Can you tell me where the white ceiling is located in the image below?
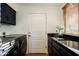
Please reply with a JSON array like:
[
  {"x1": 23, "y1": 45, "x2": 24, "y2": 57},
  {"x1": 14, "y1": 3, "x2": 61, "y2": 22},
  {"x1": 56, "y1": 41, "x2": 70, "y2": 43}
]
[{"x1": 17, "y1": 3, "x2": 65, "y2": 6}]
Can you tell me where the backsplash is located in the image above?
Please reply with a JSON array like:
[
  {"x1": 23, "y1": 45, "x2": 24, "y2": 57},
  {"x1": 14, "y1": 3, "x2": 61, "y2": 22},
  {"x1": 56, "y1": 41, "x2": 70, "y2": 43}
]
[
  {"x1": 0, "y1": 24, "x2": 15, "y2": 36},
  {"x1": 0, "y1": 3, "x2": 27, "y2": 36}
]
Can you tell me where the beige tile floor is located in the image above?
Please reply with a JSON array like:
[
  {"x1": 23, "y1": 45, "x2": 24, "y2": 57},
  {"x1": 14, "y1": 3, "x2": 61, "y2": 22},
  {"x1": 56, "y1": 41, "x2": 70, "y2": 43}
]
[{"x1": 26, "y1": 53, "x2": 48, "y2": 56}]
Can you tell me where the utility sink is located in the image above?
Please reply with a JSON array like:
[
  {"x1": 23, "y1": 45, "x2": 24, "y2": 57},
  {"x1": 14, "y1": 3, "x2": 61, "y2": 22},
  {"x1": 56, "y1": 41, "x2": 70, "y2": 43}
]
[{"x1": 56, "y1": 38, "x2": 64, "y2": 41}]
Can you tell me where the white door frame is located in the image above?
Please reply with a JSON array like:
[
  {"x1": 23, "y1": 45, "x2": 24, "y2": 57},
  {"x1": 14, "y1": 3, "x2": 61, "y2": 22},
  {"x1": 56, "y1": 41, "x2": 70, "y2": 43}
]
[{"x1": 26, "y1": 13, "x2": 48, "y2": 54}]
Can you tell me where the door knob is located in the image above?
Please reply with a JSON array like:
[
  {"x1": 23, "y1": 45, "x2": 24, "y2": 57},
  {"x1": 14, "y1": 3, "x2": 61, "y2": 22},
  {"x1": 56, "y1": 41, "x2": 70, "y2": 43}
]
[
  {"x1": 28, "y1": 32, "x2": 31, "y2": 34},
  {"x1": 28, "y1": 35, "x2": 31, "y2": 37}
]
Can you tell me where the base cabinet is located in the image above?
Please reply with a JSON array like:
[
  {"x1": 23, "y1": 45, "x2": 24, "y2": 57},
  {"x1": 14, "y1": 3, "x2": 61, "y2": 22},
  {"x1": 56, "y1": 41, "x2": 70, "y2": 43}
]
[
  {"x1": 48, "y1": 37, "x2": 53, "y2": 56},
  {"x1": 7, "y1": 35, "x2": 27, "y2": 56},
  {"x1": 48, "y1": 37, "x2": 78, "y2": 56},
  {"x1": 52, "y1": 46, "x2": 60, "y2": 56}
]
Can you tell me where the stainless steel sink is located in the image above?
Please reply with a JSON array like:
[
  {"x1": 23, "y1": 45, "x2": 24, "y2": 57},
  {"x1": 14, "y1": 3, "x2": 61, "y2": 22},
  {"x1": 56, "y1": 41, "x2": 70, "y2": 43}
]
[{"x1": 56, "y1": 38, "x2": 64, "y2": 41}]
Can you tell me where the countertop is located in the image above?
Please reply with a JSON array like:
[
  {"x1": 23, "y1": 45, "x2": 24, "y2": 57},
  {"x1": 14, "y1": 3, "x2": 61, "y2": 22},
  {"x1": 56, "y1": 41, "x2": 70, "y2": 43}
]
[
  {"x1": 51, "y1": 37, "x2": 79, "y2": 55},
  {"x1": 64, "y1": 33, "x2": 79, "y2": 37},
  {"x1": 0, "y1": 34, "x2": 26, "y2": 56},
  {"x1": 0, "y1": 34, "x2": 26, "y2": 45}
]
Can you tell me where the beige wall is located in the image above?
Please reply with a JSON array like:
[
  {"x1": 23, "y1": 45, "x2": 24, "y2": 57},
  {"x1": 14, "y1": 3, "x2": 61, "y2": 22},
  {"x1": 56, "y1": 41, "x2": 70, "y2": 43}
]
[{"x1": 0, "y1": 3, "x2": 64, "y2": 36}]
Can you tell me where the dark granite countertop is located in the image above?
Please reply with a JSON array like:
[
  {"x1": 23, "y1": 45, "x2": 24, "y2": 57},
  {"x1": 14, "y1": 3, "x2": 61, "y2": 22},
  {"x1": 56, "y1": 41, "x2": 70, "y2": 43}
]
[
  {"x1": 0, "y1": 34, "x2": 25, "y2": 56},
  {"x1": 0, "y1": 34, "x2": 26, "y2": 45},
  {"x1": 51, "y1": 37, "x2": 79, "y2": 55}
]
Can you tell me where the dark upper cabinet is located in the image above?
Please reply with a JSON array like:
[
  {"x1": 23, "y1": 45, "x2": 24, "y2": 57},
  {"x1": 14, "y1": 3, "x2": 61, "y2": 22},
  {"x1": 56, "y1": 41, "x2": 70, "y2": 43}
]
[{"x1": 1, "y1": 3, "x2": 16, "y2": 25}]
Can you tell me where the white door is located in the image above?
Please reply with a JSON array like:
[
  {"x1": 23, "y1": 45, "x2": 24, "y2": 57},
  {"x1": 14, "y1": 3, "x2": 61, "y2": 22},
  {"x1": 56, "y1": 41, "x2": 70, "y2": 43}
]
[{"x1": 27, "y1": 13, "x2": 47, "y2": 53}]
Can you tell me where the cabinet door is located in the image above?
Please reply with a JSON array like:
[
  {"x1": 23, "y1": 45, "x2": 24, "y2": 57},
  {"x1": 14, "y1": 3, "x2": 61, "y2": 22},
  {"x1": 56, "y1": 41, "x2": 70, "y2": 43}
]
[
  {"x1": 52, "y1": 46, "x2": 60, "y2": 56},
  {"x1": 1, "y1": 3, "x2": 7, "y2": 23},
  {"x1": 57, "y1": 45, "x2": 72, "y2": 56},
  {"x1": 52, "y1": 39, "x2": 72, "y2": 56},
  {"x1": 48, "y1": 37, "x2": 53, "y2": 56},
  {"x1": 20, "y1": 36, "x2": 27, "y2": 55},
  {"x1": 1, "y1": 3, "x2": 16, "y2": 25},
  {"x1": 66, "y1": 4, "x2": 78, "y2": 34},
  {"x1": 7, "y1": 40, "x2": 19, "y2": 56},
  {"x1": 48, "y1": 43, "x2": 52, "y2": 56},
  {"x1": 63, "y1": 4, "x2": 79, "y2": 34}
]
